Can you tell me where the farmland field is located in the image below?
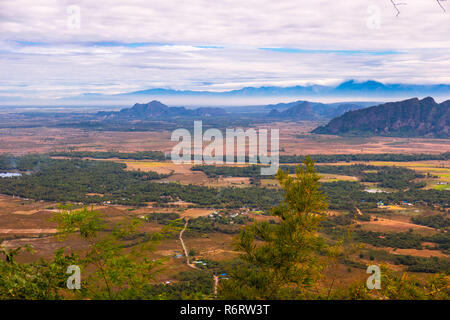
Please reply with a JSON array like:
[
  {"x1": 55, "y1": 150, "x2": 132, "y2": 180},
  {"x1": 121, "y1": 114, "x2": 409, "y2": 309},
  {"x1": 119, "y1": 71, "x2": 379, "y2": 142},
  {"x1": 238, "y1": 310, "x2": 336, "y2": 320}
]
[{"x1": 0, "y1": 121, "x2": 448, "y2": 301}]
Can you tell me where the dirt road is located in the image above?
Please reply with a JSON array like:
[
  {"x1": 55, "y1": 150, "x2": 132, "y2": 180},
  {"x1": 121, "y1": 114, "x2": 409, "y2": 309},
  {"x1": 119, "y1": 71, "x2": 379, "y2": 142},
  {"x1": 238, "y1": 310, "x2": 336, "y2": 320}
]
[
  {"x1": 179, "y1": 218, "x2": 198, "y2": 269},
  {"x1": 179, "y1": 218, "x2": 219, "y2": 296}
]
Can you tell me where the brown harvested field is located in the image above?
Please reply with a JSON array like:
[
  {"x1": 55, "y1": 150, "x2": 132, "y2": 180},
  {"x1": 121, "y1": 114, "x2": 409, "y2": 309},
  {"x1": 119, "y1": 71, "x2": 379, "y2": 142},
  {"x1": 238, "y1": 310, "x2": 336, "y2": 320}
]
[
  {"x1": 205, "y1": 177, "x2": 251, "y2": 187},
  {"x1": 180, "y1": 208, "x2": 216, "y2": 218},
  {"x1": 121, "y1": 161, "x2": 213, "y2": 185},
  {"x1": 387, "y1": 247, "x2": 448, "y2": 258},
  {"x1": 0, "y1": 228, "x2": 58, "y2": 234},
  {"x1": 121, "y1": 161, "x2": 182, "y2": 174},
  {"x1": 183, "y1": 232, "x2": 237, "y2": 261},
  {"x1": 0, "y1": 234, "x2": 90, "y2": 263},
  {"x1": 12, "y1": 209, "x2": 49, "y2": 215},
  {"x1": 121, "y1": 160, "x2": 252, "y2": 186},
  {"x1": 284, "y1": 136, "x2": 450, "y2": 155},
  {"x1": 317, "y1": 263, "x2": 370, "y2": 289},
  {"x1": 0, "y1": 127, "x2": 175, "y2": 155},
  {"x1": 129, "y1": 206, "x2": 214, "y2": 219},
  {"x1": 362, "y1": 243, "x2": 448, "y2": 259},
  {"x1": 1, "y1": 122, "x2": 449, "y2": 156},
  {"x1": 0, "y1": 195, "x2": 54, "y2": 211},
  {"x1": 318, "y1": 173, "x2": 358, "y2": 182},
  {"x1": 0, "y1": 203, "x2": 58, "y2": 237},
  {"x1": 357, "y1": 217, "x2": 436, "y2": 235},
  {"x1": 260, "y1": 178, "x2": 279, "y2": 188},
  {"x1": 314, "y1": 160, "x2": 450, "y2": 167}
]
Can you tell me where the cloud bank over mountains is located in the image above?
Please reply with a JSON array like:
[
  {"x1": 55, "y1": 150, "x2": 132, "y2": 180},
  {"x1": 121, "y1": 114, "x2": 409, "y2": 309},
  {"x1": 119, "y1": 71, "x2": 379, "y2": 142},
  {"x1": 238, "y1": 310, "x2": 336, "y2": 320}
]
[{"x1": 0, "y1": 0, "x2": 449, "y2": 104}]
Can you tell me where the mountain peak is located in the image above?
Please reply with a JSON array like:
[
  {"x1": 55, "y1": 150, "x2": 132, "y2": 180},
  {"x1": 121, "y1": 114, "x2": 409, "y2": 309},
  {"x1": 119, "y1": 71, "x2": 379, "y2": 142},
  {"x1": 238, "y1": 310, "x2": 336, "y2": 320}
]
[
  {"x1": 148, "y1": 100, "x2": 165, "y2": 105},
  {"x1": 336, "y1": 80, "x2": 386, "y2": 91},
  {"x1": 420, "y1": 96, "x2": 436, "y2": 105},
  {"x1": 132, "y1": 100, "x2": 167, "y2": 108},
  {"x1": 97, "y1": 101, "x2": 228, "y2": 119},
  {"x1": 268, "y1": 101, "x2": 319, "y2": 120}
]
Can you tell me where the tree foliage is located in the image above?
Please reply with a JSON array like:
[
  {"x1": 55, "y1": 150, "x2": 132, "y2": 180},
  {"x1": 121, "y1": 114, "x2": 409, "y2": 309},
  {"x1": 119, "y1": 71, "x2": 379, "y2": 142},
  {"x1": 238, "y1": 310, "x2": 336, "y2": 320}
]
[
  {"x1": 219, "y1": 158, "x2": 330, "y2": 299},
  {"x1": 52, "y1": 205, "x2": 172, "y2": 299}
]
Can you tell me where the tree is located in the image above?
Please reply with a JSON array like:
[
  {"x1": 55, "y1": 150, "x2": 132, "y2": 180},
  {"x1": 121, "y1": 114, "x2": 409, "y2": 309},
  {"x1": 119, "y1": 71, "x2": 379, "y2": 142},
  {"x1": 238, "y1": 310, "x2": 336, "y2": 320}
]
[
  {"x1": 0, "y1": 205, "x2": 179, "y2": 300},
  {"x1": 52, "y1": 205, "x2": 173, "y2": 299},
  {"x1": 218, "y1": 158, "x2": 329, "y2": 299},
  {"x1": 0, "y1": 245, "x2": 77, "y2": 299}
]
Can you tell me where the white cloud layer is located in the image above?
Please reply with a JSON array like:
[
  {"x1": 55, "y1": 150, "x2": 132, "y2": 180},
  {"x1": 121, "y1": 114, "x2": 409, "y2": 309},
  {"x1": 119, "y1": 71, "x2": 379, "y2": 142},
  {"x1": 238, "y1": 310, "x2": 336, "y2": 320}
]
[{"x1": 0, "y1": 0, "x2": 449, "y2": 102}]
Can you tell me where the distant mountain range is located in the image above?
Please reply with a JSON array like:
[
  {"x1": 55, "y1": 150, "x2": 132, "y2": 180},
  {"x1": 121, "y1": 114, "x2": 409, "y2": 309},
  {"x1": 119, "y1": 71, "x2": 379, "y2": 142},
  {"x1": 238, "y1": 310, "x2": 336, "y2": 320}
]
[
  {"x1": 95, "y1": 99, "x2": 376, "y2": 121},
  {"x1": 266, "y1": 101, "x2": 370, "y2": 120},
  {"x1": 50, "y1": 80, "x2": 450, "y2": 107},
  {"x1": 312, "y1": 97, "x2": 450, "y2": 138},
  {"x1": 118, "y1": 80, "x2": 450, "y2": 98},
  {"x1": 97, "y1": 100, "x2": 229, "y2": 118},
  {"x1": 93, "y1": 97, "x2": 450, "y2": 139}
]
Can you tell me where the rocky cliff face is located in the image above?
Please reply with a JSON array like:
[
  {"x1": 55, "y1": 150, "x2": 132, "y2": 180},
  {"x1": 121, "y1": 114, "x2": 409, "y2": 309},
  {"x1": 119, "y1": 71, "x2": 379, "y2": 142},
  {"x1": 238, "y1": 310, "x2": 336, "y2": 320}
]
[{"x1": 312, "y1": 97, "x2": 450, "y2": 138}]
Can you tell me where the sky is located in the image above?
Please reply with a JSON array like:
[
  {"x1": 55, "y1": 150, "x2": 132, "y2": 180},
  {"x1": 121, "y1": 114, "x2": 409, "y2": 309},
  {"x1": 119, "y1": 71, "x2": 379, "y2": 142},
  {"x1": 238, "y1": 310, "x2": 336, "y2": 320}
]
[{"x1": 0, "y1": 0, "x2": 449, "y2": 104}]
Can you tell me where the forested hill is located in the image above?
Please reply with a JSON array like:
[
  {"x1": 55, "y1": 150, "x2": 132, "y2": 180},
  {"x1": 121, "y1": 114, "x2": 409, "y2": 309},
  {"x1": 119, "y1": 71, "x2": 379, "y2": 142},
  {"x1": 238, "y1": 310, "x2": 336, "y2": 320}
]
[{"x1": 312, "y1": 97, "x2": 450, "y2": 138}]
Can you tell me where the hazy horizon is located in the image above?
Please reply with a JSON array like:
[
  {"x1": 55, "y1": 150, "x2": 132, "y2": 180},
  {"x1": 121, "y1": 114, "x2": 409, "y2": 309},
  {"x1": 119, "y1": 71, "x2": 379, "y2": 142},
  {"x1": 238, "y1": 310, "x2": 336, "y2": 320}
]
[{"x1": 1, "y1": 1, "x2": 450, "y2": 107}]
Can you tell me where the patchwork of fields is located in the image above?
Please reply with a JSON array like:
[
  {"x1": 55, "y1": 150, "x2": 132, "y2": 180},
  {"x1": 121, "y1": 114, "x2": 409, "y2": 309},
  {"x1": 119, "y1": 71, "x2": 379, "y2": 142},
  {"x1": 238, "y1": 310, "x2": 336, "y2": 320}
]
[{"x1": 0, "y1": 122, "x2": 448, "y2": 298}]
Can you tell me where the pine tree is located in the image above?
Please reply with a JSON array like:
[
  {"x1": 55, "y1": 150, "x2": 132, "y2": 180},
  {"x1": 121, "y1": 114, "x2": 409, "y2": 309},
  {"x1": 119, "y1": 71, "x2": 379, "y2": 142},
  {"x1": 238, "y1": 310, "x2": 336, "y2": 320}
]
[{"x1": 219, "y1": 158, "x2": 329, "y2": 299}]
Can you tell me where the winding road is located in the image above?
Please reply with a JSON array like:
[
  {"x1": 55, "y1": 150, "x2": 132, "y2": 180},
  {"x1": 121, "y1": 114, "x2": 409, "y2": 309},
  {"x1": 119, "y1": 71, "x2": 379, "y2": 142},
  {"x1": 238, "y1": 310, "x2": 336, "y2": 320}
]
[{"x1": 179, "y1": 218, "x2": 219, "y2": 296}]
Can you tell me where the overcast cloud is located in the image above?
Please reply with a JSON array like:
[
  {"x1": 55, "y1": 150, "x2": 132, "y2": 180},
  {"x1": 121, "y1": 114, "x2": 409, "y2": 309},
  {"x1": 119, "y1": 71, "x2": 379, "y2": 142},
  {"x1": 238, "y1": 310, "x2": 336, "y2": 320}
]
[{"x1": 0, "y1": 0, "x2": 449, "y2": 102}]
